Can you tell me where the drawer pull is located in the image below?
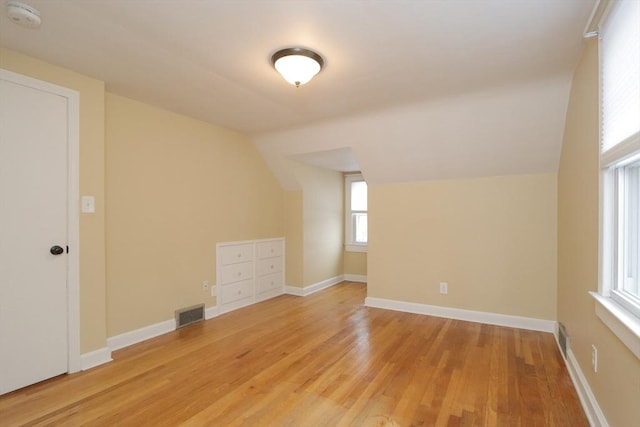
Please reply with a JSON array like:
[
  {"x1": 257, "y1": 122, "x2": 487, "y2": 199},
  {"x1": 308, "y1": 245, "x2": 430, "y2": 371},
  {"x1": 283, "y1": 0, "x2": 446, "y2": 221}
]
[
  {"x1": 270, "y1": 265, "x2": 274, "y2": 269},
  {"x1": 238, "y1": 290, "x2": 242, "y2": 295},
  {"x1": 237, "y1": 272, "x2": 242, "y2": 276}
]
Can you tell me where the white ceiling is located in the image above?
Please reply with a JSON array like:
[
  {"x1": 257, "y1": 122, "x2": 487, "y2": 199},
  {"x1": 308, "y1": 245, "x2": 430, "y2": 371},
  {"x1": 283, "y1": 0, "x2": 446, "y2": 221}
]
[
  {"x1": 0, "y1": 0, "x2": 595, "y2": 136},
  {"x1": 289, "y1": 147, "x2": 360, "y2": 173},
  {"x1": 254, "y1": 74, "x2": 573, "y2": 188}
]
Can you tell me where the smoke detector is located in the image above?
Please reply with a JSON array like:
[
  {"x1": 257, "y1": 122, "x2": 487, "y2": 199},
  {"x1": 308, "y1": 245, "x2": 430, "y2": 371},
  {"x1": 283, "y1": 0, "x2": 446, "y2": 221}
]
[{"x1": 6, "y1": 1, "x2": 41, "y2": 28}]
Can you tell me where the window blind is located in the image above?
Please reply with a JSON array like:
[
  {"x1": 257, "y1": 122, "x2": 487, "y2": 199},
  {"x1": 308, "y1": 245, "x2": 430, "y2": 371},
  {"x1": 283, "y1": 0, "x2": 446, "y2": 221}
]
[{"x1": 600, "y1": 0, "x2": 640, "y2": 152}]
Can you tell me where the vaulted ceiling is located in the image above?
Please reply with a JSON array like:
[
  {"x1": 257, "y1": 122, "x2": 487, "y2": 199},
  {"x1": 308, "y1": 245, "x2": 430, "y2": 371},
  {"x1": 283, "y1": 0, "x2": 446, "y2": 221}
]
[{"x1": 0, "y1": 0, "x2": 596, "y2": 186}]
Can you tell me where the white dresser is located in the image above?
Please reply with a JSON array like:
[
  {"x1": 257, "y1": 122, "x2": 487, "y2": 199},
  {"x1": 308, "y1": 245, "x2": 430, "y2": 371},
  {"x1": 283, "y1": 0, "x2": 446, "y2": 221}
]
[{"x1": 216, "y1": 238, "x2": 285, "y2": 314}]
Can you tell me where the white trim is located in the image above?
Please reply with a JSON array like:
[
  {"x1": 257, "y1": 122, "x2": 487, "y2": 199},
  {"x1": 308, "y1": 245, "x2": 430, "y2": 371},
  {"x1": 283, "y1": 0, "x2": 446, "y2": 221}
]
[
  {"x1": 108, "y1": 271, "x2": 354, "y2": 355},
  {"x1": 583, "y1": 0, "x2": 611, "y2": 38},
  {"x1": 219, "y1": 296, "x2": 254, "y2": 315},
  {"x1": 256, "y1": 287, "x2": 284, "y2": 303},
  {"x1": 0, "y1": 69, "x2": 82, "y2": 374},
  {"x1": 284, "y1": 285, "x2": 305, "y2": 296},
  {"x1": 80, "y1": 347, "x2": 112, "y2": 371},
  {"x1": 66, "y1": 77, "x2": 81, "y2": 374},
  {"x1": 600, "y1": 132, "x2": 640, "y2": 167},
  {"x1": 107, "y1": 319, "x2": 175, "y2": 352},
  {"x1": 345, "y1": 244, "x2": 367, "y2": 253},
  {"x1": 216, "y1": 236, "x2": 284, "y2": 247},
  {"x1": 106, "y1": 304, "x2": 224, "y2": 352},
  {"x1": 564, "y1": 348, "x2": 610, "y2": 427},
  {"x1": 343, "y1": 274, "x2": 367, "y2": 283},
  {"x1": 599, "y1": 166, "x2": 614, "y2": 296},
  {"x1": 590, "y1": 292, "x2": 640, "y2": 358},
  {"x1": 105, "y1": 276, "x2": 339, "y2": 356},
  {"x1": 364, "y1": 297, "x2": 556, "y2": 333},
  {"x1": 285, "y1": 275, "x2": 344, "y2": 297},
  {"x1": 205, "y1": 305, "x2": 219, "y2": 320}
]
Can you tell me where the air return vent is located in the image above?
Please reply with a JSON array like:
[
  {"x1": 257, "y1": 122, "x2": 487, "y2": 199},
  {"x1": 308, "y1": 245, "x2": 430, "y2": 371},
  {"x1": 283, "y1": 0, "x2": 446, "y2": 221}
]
[
  {"x1": 175, "y1": 304, "x2": 204, "y2": 329},
  {"x1": 558, "y1": 322, "x2": 569, "y2": 359}
]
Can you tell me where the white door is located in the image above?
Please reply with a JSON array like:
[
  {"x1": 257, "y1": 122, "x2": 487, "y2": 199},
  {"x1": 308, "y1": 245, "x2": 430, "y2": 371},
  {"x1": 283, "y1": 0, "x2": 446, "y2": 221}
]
[{"x1": 0, "y1": 75, "x2": 70, "y2": 394}]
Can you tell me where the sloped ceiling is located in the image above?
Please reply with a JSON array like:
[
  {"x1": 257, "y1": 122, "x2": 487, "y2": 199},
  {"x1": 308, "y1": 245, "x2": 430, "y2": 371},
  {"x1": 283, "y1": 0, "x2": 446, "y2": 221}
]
[
  {"x1": 254, "y1": 75, "x2": 572, "y2": 188},
  {"x1": 0, "y1": 0, "x2": 595, "y2": 186}
]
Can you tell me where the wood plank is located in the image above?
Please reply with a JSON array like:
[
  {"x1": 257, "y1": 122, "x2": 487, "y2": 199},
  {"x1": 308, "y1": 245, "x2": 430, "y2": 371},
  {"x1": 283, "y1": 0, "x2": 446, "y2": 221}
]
[{"x1": 0, "y1": 282, "x2": 588, "y2": 426}]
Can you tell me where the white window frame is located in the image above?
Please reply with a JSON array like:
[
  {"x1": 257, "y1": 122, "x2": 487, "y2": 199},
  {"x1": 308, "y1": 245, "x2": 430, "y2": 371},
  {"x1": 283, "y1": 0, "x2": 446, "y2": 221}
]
[
  {"x1": 594, "y1": 0, "x2": 640, "y2": 358},
  {"x1": 598, "y1": 138, "x2": 640, "y2": 358},
  {"x1": 345, "y1": 174, "x2": 367, "y2": 253}
]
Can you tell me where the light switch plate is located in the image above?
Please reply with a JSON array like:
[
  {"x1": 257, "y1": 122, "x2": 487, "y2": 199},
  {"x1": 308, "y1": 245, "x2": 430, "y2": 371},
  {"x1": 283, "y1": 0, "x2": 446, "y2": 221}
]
[{"x1": 81, "y1": 196, "x2": 95, "y2": 213}]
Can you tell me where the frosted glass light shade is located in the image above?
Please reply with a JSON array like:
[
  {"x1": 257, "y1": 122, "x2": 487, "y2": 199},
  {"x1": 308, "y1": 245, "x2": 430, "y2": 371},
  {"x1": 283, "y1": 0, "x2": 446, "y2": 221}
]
[{"x1": 271, "y1": 48, "x2": 324, "y2": 87}]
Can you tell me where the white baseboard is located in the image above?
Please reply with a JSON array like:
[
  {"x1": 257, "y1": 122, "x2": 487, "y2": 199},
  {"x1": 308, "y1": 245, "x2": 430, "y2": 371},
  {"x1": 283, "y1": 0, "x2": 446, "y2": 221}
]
[
  {"x1": 284, "y1": 285, "x2": 304, "y2": 296},
  {"x1": 364, "y1": 297, "x2": 556, "y2": 333},
  {"x1": 256, "y1": 288, "x2": 285, "y2": 303},
  {"x1": 107, "y1": 318, "x2": 175, "y2": 352},
  {"x1": 343, "y1": 274, "x2": 367, "y2": 283},
  {"x1": 563, "y1": 348, "x2": 609, "y2": 427},
  {"x1": 80, "y1": 347, "x2": 112, "y2": 370},
  {"x1": 205, "y1": 305, "x2": 219, "y2": 320},
  {"x1": 107, "y1": 305, "x2": 219, "y2": 353},
  {"x1": 285, "y1": 275, "x2": 344, "y2": 297}
]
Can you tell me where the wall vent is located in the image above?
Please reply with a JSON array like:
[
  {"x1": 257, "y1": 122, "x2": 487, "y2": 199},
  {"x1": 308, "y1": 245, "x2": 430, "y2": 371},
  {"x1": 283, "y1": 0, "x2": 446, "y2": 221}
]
[
  {"x1": 558, "y1": 322, "x2": 569, "y2": 359},
  {"x1": 175, "y1": 304, "x2": 204, "y2": 329}
]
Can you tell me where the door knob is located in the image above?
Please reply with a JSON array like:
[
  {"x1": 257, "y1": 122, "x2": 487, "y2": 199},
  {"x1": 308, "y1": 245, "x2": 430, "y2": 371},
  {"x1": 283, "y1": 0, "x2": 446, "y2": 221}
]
[{"x1": 50, "y1": 245, "x2": 64, "y2": 255}]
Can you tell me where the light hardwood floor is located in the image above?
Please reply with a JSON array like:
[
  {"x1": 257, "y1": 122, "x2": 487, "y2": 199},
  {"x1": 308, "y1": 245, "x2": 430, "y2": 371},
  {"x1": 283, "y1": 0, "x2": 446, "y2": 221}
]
[{"x1": 0, "y1": 282, "x2": 587, "y2": 426}]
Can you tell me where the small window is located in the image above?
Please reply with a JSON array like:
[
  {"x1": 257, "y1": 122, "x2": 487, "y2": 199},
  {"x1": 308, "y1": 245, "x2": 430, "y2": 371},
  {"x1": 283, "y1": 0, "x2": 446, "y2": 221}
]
[{"x1": 345, "y1": 174, "x2": 367, "y2": 252}]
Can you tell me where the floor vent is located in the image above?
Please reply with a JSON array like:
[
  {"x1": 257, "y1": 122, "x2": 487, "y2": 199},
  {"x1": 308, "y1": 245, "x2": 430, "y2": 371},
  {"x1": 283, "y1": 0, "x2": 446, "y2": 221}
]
[
  {"x1": 175, "y1": 304, "x2": 204, "y2": 329},
  {"x1": 558, "y1": 322, "x2": 569, "y2": 358}
]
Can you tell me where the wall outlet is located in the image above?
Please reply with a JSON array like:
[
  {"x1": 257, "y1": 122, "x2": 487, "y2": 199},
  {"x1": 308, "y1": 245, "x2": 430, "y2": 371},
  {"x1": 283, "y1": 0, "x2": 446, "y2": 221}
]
[
  {"x1": 591, "y1": 345, "x2": 598, "y2": 373},
  {"x1": 439, "y1": 282, "x2": 448, "y2": 294},
  {"x1": 210, "y1": 285, "x2": 217, "y2": 297},
  {"x1": 202, "y1": 280, "x2": 209, "y2": 291}
]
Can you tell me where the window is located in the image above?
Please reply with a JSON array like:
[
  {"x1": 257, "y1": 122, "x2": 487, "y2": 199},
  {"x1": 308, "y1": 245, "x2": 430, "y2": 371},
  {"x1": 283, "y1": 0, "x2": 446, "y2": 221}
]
[
  {"x1": 345, "y1": 174, "x2": 367, "y2": 252},
  {"x1": 603, "y1": 156, "x2": 640, "y2": 318},
  {"x1": 620, "y1": 161, "x2": 640, "y2": 302},
  {"x1": 596, "y1": 0, "x2": 640, "y2": 355}
]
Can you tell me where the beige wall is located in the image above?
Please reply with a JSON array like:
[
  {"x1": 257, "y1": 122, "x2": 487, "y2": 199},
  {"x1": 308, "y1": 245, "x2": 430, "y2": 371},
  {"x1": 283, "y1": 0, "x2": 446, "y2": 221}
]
[
  {"x1": 344, "y1": 251, "x2": 367, "y2": 277},
  {"x1": 558, "y1": 38, "x2": 639, "y2": 427},
  {"x1": 301, "y1": 164, "x2": 344, "y2": 286},
  {"x1": 286, "y1": 162, "x2": 344, "y2": 287},
  {"x1": 284, "y1": 190, "x2": 303, "y2": 287},
  {"x1": 105, "y1": 93, "x2": 284, "y2": 336},
  {"x1": 287, "y1": 164, "x2": 360, "y2": 286},
  {"x1": 1, "y1": 48, "x2": 107, "y2": 353},
  {"x1": 368, "y1": 174, "x2": 557, "y2": 320}
]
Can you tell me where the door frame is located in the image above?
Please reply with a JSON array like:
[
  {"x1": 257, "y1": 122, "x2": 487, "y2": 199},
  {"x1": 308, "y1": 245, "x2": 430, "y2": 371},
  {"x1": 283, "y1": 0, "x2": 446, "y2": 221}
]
[{"x1": 1, "y1": 68, "x2": 81, "y2": 373}]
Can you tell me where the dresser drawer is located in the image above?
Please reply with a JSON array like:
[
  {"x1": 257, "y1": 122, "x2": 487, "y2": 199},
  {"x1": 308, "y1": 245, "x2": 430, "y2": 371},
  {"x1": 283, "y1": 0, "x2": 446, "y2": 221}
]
[
  {"x1": 220, "y1": 279, "x2": 253, "y2": 305},
  {"x1": 219, "y1": 261, "x2": 253, "y2": 285},
  {"x1": 216, "y1": 238, "x2": 285, "y2": 314},
  {"x1": 218, "y1": 243, "x2": 254, "y2": 265},
  {"x1": 256, "y1": 240, "x2": 283, "y2": 259},
  {"x1": 257, "y1": 272, "x2": 283, "y2": 294},
  {"x1": 256, "y1": 256, "x2": 282, "y2": 276}
]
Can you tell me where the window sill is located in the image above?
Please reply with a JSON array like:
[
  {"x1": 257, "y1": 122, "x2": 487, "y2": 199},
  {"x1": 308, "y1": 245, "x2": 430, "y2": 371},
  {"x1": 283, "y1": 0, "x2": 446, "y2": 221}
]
[
  {"x1": 590, "y1": 292, "x2": 640, "y2": 359},
  {"x1": 345, "y1": 244, "x2": 367, "y2": 253}
]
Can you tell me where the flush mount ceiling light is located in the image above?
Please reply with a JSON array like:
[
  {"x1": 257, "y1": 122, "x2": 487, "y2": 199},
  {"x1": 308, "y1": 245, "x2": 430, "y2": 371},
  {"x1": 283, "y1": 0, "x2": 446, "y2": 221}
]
[
  {"x1": 5, "y1": 1, "x2": 41, "y2": 28},
  {"x1": 271, "y1": 47, "x2": 324, "y2": 88}
]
